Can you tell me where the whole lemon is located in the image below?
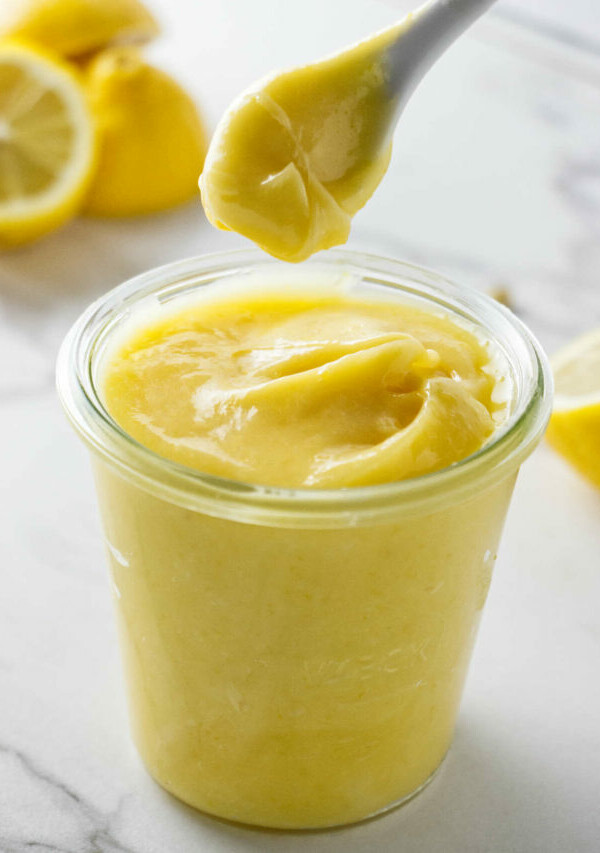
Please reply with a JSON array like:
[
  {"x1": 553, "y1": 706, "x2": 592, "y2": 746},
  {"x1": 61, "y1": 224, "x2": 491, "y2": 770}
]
[
  {"x1": 0, "y1": 0, "x2": 159, "y2": 58},
  {"x1": 84, "y1": 48, "x2": 208, "y2": 216}
]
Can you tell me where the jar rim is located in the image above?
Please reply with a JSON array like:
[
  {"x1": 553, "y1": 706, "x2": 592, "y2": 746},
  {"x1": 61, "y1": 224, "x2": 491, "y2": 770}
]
[{"x1": 56, "y1": 249, "x2": 553, "y2": 527}]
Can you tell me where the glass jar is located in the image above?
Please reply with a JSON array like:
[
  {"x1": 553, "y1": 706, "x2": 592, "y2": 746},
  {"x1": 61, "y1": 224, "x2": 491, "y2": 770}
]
[{"x1": 57, "y1": 250, "x2": 552, "y2": 829}]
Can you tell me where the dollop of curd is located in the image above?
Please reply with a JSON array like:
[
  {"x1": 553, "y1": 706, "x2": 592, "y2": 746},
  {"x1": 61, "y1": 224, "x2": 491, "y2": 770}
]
[
  {"x1": 103, "y1": 283, "x2": 507, "y2": 489},
  {"x1": 199, "y1": 25, "x2": 403, "y2": 262}
]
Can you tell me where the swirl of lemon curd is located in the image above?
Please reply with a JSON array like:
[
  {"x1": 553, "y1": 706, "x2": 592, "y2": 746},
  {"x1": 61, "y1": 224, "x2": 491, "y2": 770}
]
[{"x1": 102, "y1": 283, "x2": 509, "y2": 489}]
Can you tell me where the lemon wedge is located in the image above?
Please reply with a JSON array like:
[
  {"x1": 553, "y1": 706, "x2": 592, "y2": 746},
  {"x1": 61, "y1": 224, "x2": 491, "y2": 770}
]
[
  {"x1": 0, "y1": 0, "x2": 159, "y2": 59},
  {"x1": 0, "y1": 40, "x2": 96, "y2": 248},
  {"x1": 84, "y1": 48, "x2": 207, "y2": 216},
  {"x1": 546, "y1": 328, "x2": 600, "y2": 488}
]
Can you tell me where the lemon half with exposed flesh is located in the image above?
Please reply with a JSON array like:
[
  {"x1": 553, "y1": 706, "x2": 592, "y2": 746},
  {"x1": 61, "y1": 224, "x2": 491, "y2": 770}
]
[
  {"x1": 546, "y1": 328, "x2": 600, "y2": 489},
  {"x1": 0, "y1": 40, "x2": 96, "y2": 248},
  {"x1": 0, "y1": 0, "x2": 159, "y2": 59}
]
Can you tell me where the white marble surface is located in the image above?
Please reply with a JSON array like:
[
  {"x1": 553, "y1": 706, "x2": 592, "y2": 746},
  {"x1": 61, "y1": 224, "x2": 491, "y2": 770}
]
[{"x1": 1, "y1": 1, "x2": 600, "y2": 851}]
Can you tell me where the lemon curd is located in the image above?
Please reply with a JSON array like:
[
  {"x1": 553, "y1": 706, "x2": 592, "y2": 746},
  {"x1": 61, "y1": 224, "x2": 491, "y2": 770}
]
[
  {"x1": 200, "y1": 25, "x2": 402, "y2": 262},
  {"x1": 103, "y1": 279, "x2": 507, "y2": 488},
  {"x1": 88, "y1": 267, "x2": 522, "y2": 828}
]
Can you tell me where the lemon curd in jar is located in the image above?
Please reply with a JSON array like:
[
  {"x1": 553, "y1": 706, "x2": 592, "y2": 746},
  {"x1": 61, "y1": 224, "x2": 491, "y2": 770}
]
[
  {"x1": 102, "y1": 277, "x2": 508, "y2": 487},
  {"x1": 92, "y1": 267, "x2": 514, "y2": 827},
  {"x1": 58, "y1": 255, "x2": 551, "y2": 830}
]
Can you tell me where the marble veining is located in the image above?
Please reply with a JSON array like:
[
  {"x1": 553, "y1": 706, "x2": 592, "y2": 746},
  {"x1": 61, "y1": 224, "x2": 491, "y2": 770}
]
[{"x1": 0, "y1": 744, "x2": 134, "y2": 853}]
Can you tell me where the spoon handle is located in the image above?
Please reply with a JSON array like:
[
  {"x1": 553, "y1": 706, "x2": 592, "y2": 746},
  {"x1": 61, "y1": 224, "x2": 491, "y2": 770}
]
[{"x1": 387, "y1": 0, "x2": 497, "y2": 97}]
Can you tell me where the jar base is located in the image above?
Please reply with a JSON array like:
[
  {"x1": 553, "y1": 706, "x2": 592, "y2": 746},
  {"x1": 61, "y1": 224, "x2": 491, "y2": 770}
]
[{"x1": 148, "y1": 752, "x2": 446, "y2": 833}]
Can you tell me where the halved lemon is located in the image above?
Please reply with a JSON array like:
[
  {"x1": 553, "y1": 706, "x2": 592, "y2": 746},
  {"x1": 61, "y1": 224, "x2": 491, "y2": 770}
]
[
  {"x1": 546, "y1": 328, "x2": 600, "y2": 488},
  {"x1": 0, "y1": 0, "x2": 159, "y2": 59},
  {"x1": 0, "y1": 40, "x2": 96, "y2": 248}
]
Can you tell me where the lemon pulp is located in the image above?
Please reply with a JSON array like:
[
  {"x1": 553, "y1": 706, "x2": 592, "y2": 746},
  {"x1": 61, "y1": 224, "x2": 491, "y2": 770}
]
[
  {"x1": 547, "y1": 328, "x2": 600, "y2": 488},
  {"x1": 0, "y1": 62, "x2": 74, "y2": 196},
  {"x1": 0, "y1": 41, "x2": 95, "y2": 247}
]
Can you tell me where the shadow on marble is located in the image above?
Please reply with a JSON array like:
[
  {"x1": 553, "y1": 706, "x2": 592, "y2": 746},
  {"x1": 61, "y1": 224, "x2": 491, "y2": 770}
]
[{"x1": 0, "y1": 203, "x2": 210, "y2": 313}]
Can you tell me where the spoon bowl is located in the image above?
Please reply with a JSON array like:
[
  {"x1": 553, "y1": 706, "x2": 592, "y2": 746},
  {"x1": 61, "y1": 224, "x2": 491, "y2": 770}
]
[{"x1": 200, "y1": 0, "x2": 497, "y2": 262}]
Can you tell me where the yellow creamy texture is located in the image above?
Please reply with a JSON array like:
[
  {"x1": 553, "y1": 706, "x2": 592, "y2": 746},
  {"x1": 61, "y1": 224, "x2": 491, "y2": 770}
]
[
  {"x1": 97, "y1": 464, "x2": 513, "y2": 828},
  {"x1": 199, "y1": 26, "x2": 401, "y2": 262},
  {"x1": 103, "y1": 285, "x2": 504, "y2": 488}
]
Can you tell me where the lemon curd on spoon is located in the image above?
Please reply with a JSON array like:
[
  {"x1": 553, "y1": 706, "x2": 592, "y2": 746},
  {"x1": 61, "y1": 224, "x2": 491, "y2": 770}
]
[{"x1": 199, "y1": 1, "x2": 498, "y2": 263}]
